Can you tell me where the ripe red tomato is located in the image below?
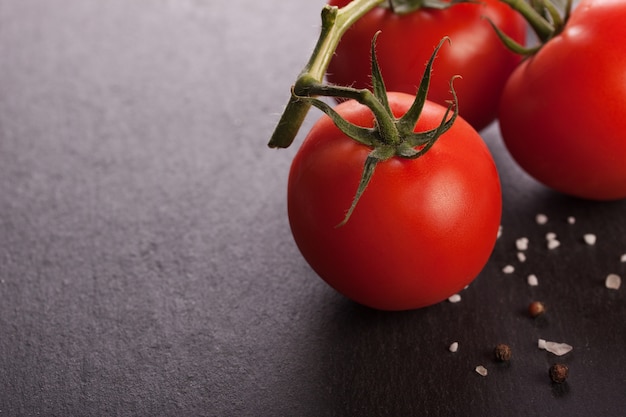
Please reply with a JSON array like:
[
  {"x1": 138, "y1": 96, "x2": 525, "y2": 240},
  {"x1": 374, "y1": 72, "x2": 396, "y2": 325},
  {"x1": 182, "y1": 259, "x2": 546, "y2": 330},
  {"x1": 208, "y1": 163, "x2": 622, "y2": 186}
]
[
  {"x1": 498, "y1": 0, "x2": 626, "y2": 200},
  {"x1": 326, "y1": 0, "x2": 526, "y2": 132},
  {"x1": 287, "y1": 92, "x2": 502, "y2": 311}
]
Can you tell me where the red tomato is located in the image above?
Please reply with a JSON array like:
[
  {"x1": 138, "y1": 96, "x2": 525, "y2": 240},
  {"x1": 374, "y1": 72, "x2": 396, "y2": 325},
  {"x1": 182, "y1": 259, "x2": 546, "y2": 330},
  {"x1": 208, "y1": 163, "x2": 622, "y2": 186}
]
[
  {"x1": 287, "y1": 92, "x2": 502, "y2": 311},
  {"x1": 498, "y1": 0, "x2": 626, "y2": 200},
  {"x1": 326, "y1": 0, "x2": 526, "y2": 132}
]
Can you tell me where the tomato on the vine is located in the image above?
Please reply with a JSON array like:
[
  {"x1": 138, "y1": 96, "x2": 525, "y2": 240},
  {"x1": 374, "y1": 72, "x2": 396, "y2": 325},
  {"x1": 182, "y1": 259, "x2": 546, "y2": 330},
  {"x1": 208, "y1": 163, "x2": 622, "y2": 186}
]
[
  {"x1": 287, "y1": 92, "x2": 501, "y2": 311},
  {"x1": 326, "y1": 0, "x2": 527, "y2": 131},
  {"x1": 498, "y1": 0, "x2": 626, "y2": 200}
]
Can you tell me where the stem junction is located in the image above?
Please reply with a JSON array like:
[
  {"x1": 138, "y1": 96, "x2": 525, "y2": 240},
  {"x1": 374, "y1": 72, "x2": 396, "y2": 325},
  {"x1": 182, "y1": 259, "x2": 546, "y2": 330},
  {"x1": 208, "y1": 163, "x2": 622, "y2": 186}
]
[{"x1": 489, "y1": 0, "x2": 573, "y2": 56}]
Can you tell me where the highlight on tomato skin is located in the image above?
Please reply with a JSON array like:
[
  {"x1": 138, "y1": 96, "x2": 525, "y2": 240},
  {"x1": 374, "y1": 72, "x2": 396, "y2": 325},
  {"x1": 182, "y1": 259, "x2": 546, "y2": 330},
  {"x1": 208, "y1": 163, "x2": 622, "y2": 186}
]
[
  {"x1": 287, "y1": 93, "x2": 502, "y2": 311},
  {"x1": 326, "y1": 0, "x2": 527, "y2": 132}
]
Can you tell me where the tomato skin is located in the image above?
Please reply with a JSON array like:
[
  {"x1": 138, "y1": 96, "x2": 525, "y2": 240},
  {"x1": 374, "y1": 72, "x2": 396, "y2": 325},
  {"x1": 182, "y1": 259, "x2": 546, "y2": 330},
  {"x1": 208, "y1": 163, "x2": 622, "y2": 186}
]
[
  {"x1": 287, "y1": 93, "x2": 502, "y2": 311},
  {"x1": 326, "y1": 0, "x2": 526, "y2": 132},
  {"x1": 498, "y1": 0, "x2": 626, "y2": 200}
]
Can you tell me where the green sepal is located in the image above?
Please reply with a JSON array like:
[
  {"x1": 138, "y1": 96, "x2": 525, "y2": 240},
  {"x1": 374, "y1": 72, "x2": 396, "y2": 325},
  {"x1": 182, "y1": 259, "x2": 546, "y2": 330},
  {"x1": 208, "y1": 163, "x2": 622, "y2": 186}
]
[
  {"x1": 401, "y1": 76, "x2": 459, "y2": 156},
  {"x1": 370, "y1": 31, "x2": 392, "y2": 117},
  {"x1": 291, "y1": 88, "x2": 377, "y2": 147},
  {"x1": 542, "y1": 0, "x2": 563, "y2": 28},
  {"x1": 384, "y1": 0, "x2": 473, "y2": 14},
  {"x1": 397, "y1": 37, "x2": 449, "y2": 135},
  {"x1": 494, "y1": 0, "x2": 573, "y2": 55},
  {"x1": 336, "y1": 146, "x2": 395, "y2": 227},
  {"x1": 485, "y1": 17, "x2": 541, "y2": 56},
  {"x1": 562, "y1": 0, "x2": 573, "y2": 25}
]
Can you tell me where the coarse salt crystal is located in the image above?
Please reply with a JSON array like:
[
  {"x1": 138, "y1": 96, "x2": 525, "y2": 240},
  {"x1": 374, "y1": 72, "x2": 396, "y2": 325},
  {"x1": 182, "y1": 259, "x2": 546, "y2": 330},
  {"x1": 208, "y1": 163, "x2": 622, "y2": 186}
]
[
  {"x1": 606, "y1": 274, "x2": 622, "y2": 290},
  {"x1": 538, "y1": 339, "x2": 573, "y2": 356},
  {"x1": 536, "y1": 213, "x2": 548, "y2": 225},
  {"x1": 527, "y1": 274, "x2": 539, "y2": 286},
  {"x1": 621, "y1": 254, "x2": 626, "y2": 263},
  {"x1": 516, "y1": 237, "x2": 529, "y2": 251},
  {"x1": 517, "y1": 252, "x2": 527, "y2": 263},
  {"x1": 448, "y1": 294, "x2": 462, "y2": 303},
  {"x1": 583, "y1": 233, "x2": 597, "y2": 245},
  {"x1": 475, "y1": 365, "x2": 488, "y2": 377},
  {"x1": 545, "y1": 342, "x2": 573, "y2": 356},
  {"x1": 497, "y1": 225, "x2": 503, "y2": 239},
  {"x1": 567, "y1": 216, "x2": 576, "y2": 224},
  {"x1": 502, "y1": 265, "x2": 515, "y2": 274},
  {"x1": 449, "y1": 342, "x2": 459, "y2": 353},
  {"x1": 547, "y1": 239, "x2": 561, "y2": 250},
  {"x1": 545, "y1": 232, "x2": 557, "y2": 241}
]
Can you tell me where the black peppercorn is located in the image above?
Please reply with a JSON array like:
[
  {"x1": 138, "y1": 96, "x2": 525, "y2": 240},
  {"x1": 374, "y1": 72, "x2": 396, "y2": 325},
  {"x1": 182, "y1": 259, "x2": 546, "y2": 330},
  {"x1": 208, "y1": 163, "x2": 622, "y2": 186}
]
[
  {"x1": 528, "y1": 301, "x2": 545, "y2": 318},
  {"x1": 494, "y1": 343, "x2": 512, "y2": 362},
  {"x1": 549, "y1": 363, "x2": 569, "y2": 383}
]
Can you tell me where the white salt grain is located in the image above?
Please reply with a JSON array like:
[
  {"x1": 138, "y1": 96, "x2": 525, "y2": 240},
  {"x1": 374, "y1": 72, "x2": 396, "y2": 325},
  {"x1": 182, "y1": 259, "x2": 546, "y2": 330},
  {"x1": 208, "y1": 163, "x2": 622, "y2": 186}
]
[
  {"x1": 497, "y1": 225, "x2": 503, "y2": 239},
  {"x1": 448, "y1": 294, "x2": 462, "y2": 303},
  {"x1": 536, "y1": 213, "x2": 548, "y2": 225},
  {"x1": 517, "y1": 252, "x2": 527, "y2": 263},
  {"x1": 545, "y1": 232, "x2": 557, "y2": 241},
  {"x1": 475, "y1": 365, "x2": 488, "y2": 377},
  {"x1": 567, "y1": 216, "x2": 576, "y2": 224},
  {"x1": 583, "y1": 233, "x2": 597, "y2": 245},
  {"x1": 545, "y1": 342, "x2": 573, "y2": 356},
  {"x1": 547, "y1": 239, "x2": 561, "y2": 250},
  {"x1": 449, "y1": 342, "x2": 459, "y2": 353},
  {"x1": 538, "y1": 339, "x2": 573, "y2": 356},
  {"x1": 516, "y1": 237, "x2": 529, "y2": 251},
  {"x1": 621, "y1": 254, "x2": 626, "y2": 263},
  {"x1": 605, "y1": 274, "x2": 622, "y2": 290},
  {"x1": 527, "y1": 274, "x2": 539, "y2": 286},
  {"x1": 502, "y1": 265, "x2": 515, "y2": 274}
]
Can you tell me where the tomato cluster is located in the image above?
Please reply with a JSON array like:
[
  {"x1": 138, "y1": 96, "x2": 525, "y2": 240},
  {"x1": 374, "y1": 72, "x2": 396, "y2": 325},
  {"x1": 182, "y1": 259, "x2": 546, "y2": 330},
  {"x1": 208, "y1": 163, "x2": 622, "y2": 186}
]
[{"x1": 279, "y1": 0, "x2": 626, "y2": 311}]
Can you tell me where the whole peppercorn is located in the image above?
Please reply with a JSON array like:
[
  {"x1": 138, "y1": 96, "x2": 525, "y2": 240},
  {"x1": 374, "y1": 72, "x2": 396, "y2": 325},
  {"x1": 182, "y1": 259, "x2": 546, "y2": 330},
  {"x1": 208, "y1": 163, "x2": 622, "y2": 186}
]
[
  {"x1": 549, "y1": 363, "x2": 569, "y2": 383},
  {"x1": 528, "y1": 301, "x2": 546, "y2": 318},
  {"x1": 494, "y1": 343, "x2": 512, "y2": 362}
]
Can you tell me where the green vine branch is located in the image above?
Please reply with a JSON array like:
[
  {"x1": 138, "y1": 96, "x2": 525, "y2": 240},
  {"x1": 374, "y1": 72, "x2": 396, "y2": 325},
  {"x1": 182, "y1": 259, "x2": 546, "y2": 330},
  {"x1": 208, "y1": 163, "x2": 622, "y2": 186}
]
[{"x1": 268, "y1": 0, "x2": 386, "y2": 149}]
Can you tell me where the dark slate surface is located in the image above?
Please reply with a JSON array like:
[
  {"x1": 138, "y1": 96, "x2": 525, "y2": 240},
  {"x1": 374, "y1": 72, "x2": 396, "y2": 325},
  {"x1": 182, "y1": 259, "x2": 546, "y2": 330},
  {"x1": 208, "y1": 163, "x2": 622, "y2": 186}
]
[{"x1": 1, "y1": 1, "x2": 624, "y2": 416}]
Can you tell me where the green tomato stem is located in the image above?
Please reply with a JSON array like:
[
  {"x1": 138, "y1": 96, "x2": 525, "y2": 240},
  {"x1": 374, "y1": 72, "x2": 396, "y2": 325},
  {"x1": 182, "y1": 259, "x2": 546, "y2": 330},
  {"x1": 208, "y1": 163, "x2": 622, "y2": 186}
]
[
  {"x1": 268, "y1": 0, "x2": 385, "y2": 149},
  {"x1": 499, "y1": 0, "x2": 555, "y2": 42}
]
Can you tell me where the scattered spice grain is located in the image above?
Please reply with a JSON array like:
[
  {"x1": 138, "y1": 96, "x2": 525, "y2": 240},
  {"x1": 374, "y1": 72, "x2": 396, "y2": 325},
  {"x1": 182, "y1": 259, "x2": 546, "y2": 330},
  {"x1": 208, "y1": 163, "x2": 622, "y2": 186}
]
[
  {"x1": 494, "y1": 344, "x2": 512, "y2": 362},
  {"x1": 549, "y1": 363, "x2": 569, "y2": 383},
  {"x1": 528, "y1": 301, "x2": 545, "y2": 317}
]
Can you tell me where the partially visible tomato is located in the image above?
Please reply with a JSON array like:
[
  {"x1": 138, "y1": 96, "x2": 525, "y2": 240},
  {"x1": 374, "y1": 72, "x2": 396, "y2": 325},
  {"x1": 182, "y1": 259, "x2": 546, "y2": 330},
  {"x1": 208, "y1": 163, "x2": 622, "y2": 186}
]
[
  {"x1": 287, "y1": 92, "x2": 501, "y2": 311},
  {"x1": 326, "y1": 0, "x2": 526, "y2": 132},
  {"x1": 498, "y1": 0, "x2": 626, "y2": 200}
]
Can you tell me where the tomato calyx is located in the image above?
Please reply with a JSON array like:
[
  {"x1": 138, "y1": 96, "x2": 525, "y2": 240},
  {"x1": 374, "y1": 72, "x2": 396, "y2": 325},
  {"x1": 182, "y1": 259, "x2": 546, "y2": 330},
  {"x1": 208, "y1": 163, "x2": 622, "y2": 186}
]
[
  {"x1": 292, "y1": 34, "x2": 459, "y2": 226},
  {"x1": 381, "y1": 0, "x2": 472, "y2": 14},
  {"x1": 490, "y1": 0, "x2": 572, "y2": 56}
]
